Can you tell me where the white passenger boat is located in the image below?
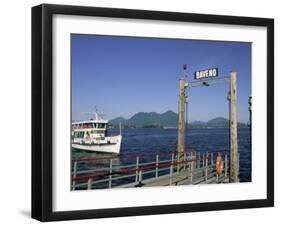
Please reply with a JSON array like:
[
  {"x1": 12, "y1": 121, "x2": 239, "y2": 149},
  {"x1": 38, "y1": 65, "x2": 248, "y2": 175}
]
[{"x1": 72, "y1": 112, "x2": 122, "y2": 154}]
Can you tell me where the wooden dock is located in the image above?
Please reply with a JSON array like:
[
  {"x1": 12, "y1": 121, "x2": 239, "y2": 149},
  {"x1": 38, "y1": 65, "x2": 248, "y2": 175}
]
[{"x1": 117, "y1": 165, "x2": 229, "y2": 188}]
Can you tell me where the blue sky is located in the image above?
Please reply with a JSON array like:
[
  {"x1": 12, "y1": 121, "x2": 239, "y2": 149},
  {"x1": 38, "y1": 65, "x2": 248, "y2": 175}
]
[{"x1": 72, "y1": 34, "x2": 251, "y2": 123}]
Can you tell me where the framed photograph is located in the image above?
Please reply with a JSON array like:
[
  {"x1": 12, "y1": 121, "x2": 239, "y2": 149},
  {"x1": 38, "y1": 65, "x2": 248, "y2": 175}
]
[{"x1": 32, "y1": 4, "x2": 274, "y2": 221}]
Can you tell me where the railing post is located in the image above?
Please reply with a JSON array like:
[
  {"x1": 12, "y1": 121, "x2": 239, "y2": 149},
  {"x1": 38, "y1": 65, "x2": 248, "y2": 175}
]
[
  {"x1": 190, "y1": 152, "x2": 194, "y2": 182},
  {"x1": 183, "y1": 152, "x2": 186, "y2": 171},
  {"x1": 108, "y1": 159, "x2": 113, "y2": 188},
  {"x1": 169, "y1": 164, "x2": 173, "y2": 185},
  {"x1": 211, "y1": 152, "x2": 214, "y2": 175},
  {"x1": 197, "y1": 152, "x2": 200, "y2": 168},
  {"x1": 205, "y1": 152, "x2": 208, "y2": 183},
  {"x1": 225, "y1": 154, "x2": 228, "y2": 177},
  {"x1": 139, "y1": 170, "x2": 143, "y2": 184},
  {"x1": 177, "y1": 153, "x2": 180, "y2": 174},
  {"x1": 72, "y1": 160, "x2": 77, "y2": 190},
  {"x1": 87, "y1": 178, "x2": 92, "y2": 190},
  {"x1": 205, "y1": 168, "x2": 208, "y2": 183},
  {"x1": 237, "y1": 152, "x2": 240, "y2": 177},
  {"x1": 191, "y1": 152, "x2": 193, "y2": 170},
  {"x1": 203, "y1": 153, "x2": 206, "y2": 167},
  {"x1": 135, "y1": 156, "x2": 139, "y2": 182},
  {"x1": 187, "y1": 153, "x2": 191, "y2": 171},
  {"x1": 171, "y1": 153, "x2": 174, "y2": 173},
  {"x1": 156, "y1": 154, "x2": 159, "y2": 178}
]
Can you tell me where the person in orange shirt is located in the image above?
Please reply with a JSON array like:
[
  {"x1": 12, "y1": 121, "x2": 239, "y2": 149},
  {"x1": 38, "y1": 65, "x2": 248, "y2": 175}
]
[{"x1": 216, "y1": 152, "x2": 224, "y2": 178}]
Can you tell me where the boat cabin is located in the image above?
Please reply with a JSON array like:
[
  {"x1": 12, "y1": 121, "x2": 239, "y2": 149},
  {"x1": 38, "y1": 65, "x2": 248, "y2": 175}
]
[{"x1": 72, "y1": 120, "x2": 108, "y2": 141}]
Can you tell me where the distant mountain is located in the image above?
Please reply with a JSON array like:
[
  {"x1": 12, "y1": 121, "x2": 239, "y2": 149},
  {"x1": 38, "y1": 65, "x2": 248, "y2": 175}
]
[
  {"x1": 109, "y1": 110, "x2": 178, "y2": 128},
  {"x1": 207, "y1": 117, "x2": 229, "y2": 127},
  {"x1": 189, "y1": 117, "x2": 248, "y2": 128},
  {"x1": 108, "y1": 117, "x2": 128, "y2": 125},
  {"x1": 109, "y1": 111, "x2": 248, "y2": 128},
  {"x1": 189, "y1": 120, "x2": 205, "y2": 125},
  {"x1": 129, "y1": 110, "x2": 178, "y2": 127}
]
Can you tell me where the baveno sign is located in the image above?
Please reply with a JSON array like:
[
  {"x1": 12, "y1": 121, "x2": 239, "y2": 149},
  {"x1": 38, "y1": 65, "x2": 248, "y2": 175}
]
[{"x1": 194, "y1": 68, "x2": 218, "y2": 80}]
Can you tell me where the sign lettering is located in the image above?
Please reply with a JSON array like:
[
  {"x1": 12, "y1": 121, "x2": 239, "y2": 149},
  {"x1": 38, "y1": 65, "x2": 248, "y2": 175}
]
[{"x1": 194, "y1": 68, "x2": 218, "y2": 80}]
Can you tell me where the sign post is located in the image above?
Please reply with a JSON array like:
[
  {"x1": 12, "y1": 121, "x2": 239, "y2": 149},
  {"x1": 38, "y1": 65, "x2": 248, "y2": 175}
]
[
  {"x1": 229, "y1": 71, "x2": 239, "y2": 183},
  {"x1": 177, "y1": 66, "x2": 239, "y2": 181},
  {"x1": 176, "y1": 65, "x2": 188, "y2": 164},
  {"x1": 177, "y1": 78, "x2": 187, "y2": 158}
]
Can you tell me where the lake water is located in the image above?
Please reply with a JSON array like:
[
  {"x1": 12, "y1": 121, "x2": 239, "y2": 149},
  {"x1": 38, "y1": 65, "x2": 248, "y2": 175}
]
[{"x1": 72, "y1": 127, "x2": 251, "y2": 183}]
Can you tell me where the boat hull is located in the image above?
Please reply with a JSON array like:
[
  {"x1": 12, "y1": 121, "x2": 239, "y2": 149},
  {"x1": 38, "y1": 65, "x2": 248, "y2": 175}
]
[{"x1": 72, "y1": 135, "x2": 122, "y2": 154}]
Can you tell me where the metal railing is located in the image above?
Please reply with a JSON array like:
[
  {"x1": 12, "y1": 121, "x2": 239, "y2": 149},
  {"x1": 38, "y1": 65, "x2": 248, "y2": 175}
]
[{"x1": 71, "y1": 150, "x2": 228, "y2": 190}]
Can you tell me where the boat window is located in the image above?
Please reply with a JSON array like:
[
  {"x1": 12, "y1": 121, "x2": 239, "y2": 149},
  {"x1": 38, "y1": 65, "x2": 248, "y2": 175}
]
[
  {"x1": 83, "y1": 123, "x2": 93, "y2": 128},
  {"x1": 97, "y1": 123, "x2": 105, "y2": 128},
  {"x1": 80, "y1": 131, "x2": 84, "y2": 138},
  {"x1": 90, "y1": 130, "x2": 104, "y2": 134},
  {"x1": 74, "y1": 132, "x2": 80, "y2": 138}
]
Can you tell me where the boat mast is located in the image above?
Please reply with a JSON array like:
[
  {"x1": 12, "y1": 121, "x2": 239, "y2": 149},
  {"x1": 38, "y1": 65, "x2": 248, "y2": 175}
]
[{"x1": 119, "y1": 121, "x2": 122, "y2": 135}]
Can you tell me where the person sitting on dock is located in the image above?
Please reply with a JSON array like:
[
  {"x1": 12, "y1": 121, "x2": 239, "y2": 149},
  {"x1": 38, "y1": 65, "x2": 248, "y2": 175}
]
[{"x1": 216, "y1": 153, "x2": 224, "y2": 179}]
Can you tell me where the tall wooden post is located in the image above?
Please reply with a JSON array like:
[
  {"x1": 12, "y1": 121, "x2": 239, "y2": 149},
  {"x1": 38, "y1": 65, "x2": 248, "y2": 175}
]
[
  {"x1": 229, "y1": 71, "x2": 239, "y2": 182},
  {"x1": 177, "y1": 79, "x2": 187, "y2": 158},
  {"x1": 248, "y1": 96, "x2": 252, "y2": 181},
  {"x1": 248, "y1": 96, "x2": 252, "y2": 128}
]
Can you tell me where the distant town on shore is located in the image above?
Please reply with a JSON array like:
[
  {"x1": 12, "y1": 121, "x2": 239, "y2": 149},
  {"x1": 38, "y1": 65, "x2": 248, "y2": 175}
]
[{"x1": 108, "y1": 110, "x2": 249, "y2": 129}]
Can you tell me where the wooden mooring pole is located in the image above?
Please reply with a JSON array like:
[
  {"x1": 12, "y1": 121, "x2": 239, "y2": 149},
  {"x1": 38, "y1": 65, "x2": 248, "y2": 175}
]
[
  {"x1": 177, "y1": 78, "x2": 187, "y2": 160},
  {"x1": 229, "y1": 71, "x2": 239, "y2": 183}
]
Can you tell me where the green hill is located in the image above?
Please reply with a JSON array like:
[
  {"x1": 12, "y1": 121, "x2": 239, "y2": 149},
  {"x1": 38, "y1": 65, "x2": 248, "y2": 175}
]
[
  {"x1": 127, "y1": 110, "x2": 177, "y2": 127},
  {"x1": 109, "y1": 111, "x2": 248, "y2": 128}
]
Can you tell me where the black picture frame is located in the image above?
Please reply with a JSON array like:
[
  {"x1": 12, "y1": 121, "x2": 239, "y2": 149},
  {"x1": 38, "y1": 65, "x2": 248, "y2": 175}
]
[{"x1": 32, "y1": 4, "x2": 274, "y2": 222}]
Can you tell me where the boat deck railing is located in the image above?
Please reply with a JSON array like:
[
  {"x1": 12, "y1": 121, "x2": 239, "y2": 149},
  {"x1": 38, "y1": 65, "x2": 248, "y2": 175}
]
[{"x1": 72, "y1": 150, "x2": 229, "y2": 190}]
